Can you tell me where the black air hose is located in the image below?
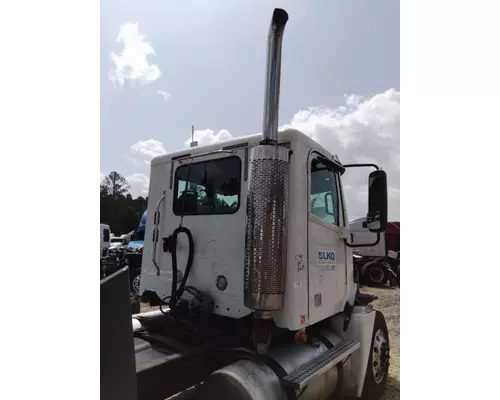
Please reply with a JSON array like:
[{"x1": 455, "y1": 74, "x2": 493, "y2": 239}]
[{"x1": 168, "y1": 226, "x2": 195, "y2": 310}]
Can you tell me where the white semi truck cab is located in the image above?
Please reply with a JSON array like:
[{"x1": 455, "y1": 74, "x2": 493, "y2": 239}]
[{"x1": 101, "y1": 9, "x2": 391, "y2": 400}]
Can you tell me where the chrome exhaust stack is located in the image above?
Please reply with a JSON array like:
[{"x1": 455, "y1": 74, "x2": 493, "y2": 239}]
[
  {"x1": 261, "y1": 8, "x2": 288, "y2": 144},
  {"x1": 244, "y1": 8, "x2": 290, "y2": 354}
]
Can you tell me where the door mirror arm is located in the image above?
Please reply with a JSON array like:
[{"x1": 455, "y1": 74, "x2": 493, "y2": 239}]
[{"x1": 343, "y1": 232, "x2": 381, "y2": 248}]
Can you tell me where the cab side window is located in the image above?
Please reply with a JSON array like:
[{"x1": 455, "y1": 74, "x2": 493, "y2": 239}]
[
  {"x1": 310, "y1": 159, "x2": 339, "y2": 226},
  {"x1": 173, "y1": 156, "x2": 241, "y2": 215}
]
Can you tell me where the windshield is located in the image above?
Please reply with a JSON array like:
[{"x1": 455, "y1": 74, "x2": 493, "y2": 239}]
[{"x1": 131, "y1": 230, "x2": 145, "y2": 241}]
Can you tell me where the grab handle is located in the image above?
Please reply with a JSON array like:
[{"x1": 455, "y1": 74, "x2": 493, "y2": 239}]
[{"x1": 152, "y1": 190, "x2": 166, "y2": 276}]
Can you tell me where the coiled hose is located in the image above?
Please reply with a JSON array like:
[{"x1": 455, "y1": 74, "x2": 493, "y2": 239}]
[{"x1": 167, "y1": 226, "x2": 195, "y2": 311}]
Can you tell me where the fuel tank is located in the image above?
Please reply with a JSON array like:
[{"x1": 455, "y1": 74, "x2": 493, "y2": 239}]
[{"x1": 197, "y1": 333, "x2": 347, "y2": 400}]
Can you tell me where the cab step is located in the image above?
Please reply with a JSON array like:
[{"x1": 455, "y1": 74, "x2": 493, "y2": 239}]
[{"x1": 281, "y1": 340, "x2": 360, "y2": 391}]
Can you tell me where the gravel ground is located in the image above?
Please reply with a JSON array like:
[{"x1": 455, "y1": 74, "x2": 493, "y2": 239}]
[{"x1": 140, "y1": 285, "x2": 400, "y2": 400}]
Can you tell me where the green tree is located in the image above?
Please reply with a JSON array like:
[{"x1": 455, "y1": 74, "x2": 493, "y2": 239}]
[
  {"x1": 100, "y1": 172, "x2": 146, "y2": 235},
  {"x1": 101, "y1": 171, "x2": 130, "y2": 199}
]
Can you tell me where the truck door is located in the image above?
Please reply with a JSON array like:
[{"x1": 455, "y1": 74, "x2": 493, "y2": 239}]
[{"x1": 308, "y1": 153, "x2": 348, "y2": 323}]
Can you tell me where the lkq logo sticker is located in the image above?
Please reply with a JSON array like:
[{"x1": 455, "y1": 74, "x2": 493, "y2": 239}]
[{"x1": 317, "y1": 249, "x2": 336, "y2": 267}]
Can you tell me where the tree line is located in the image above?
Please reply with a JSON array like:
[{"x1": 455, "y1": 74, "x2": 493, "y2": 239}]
[
  {"x1": 100, "y1": 170, "x2": 240, "y2": 235},
  {"x1": 100, "y1": 171, "x2": 147, "y2": 236}
]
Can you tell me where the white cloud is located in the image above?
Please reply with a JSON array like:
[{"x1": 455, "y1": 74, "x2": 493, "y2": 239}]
[
  {"x1": 179, "y1": 89, "x2": 400, "y2": 220},
  {"x1": 109, "y1": 23, "x2": 161, "y2": 88},
  {"x1": 100, "y1": 171, "x2": 105, "y2": 182},
  {"x1": 122, "y1": 152, "x2": 140, "y2": 166},
  {"x1": 130, "y1": 139, "x2": 166, "y2": 160},
  {"x1": 183, "y1": 129, "x2": 233, "y2": 148},
  {"x1": 126, "y1": 139, "x2": 167, "y2": 169},
  {"x1": 126, "y1": 173, "x2": 150, "y2": 198},
  {"x1": 157, "y1": 90, "x2": 170, "y2": 101},
  {"x1": 281, "y1": 89, "x2": 400, "y2": 220},
  {"x1": 126, "y1": 89, "x2": 400, "y2": 219}
]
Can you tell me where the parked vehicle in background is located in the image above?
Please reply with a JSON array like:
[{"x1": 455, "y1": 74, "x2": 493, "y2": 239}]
[
  {"x1": 100, "y1": 223, "x2": 111, "y2": 279},
  {"x1": 126, "y1": 210, "x2": 147, "y2": 251},
  {"x1": 125, "y1": 211, "x2": 146, "y2": 295},
  {"x1": 350, "y1": 218, "x2": 400, "y2": 286},
  {"x1": 103, "y1": 212, "x2": 146, "y2": 295},
  {"x1": 100, "y1": 223, "x2": 111, "y2": 257},
  {"x1": 110, "y1": 234, "x2": 127, "y2": 249}
]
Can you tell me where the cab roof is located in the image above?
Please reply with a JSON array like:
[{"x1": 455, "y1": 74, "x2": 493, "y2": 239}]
[{"x1": 151, "y1": 129, "x2": 340, "y2": 166}]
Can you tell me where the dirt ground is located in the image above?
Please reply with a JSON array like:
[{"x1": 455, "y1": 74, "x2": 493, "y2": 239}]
[{"x1": 140, "y1": 285, "x2": 400, "y2": 400}]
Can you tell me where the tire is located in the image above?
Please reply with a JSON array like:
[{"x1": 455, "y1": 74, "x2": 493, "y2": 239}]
[
  {"x1": 364, "y1": 263, "x2": 389, "y2": 286},
  {"x1": 100, "y1": 261, "x2": 106, "y2": 280},
  {"x1": 130, "y1": 271, "x2": 141, "y2": 295},
  {"x1": 361, "y1": 311, "x2": 390, "y2": 400}
]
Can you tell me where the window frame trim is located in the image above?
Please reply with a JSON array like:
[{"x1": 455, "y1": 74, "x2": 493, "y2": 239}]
[
  {"x1": 309, "y1": 155, "x2": 344, "y2": 228},
  {"x1": 172, "y1": 155, "x2": 243, "y2": 216}
]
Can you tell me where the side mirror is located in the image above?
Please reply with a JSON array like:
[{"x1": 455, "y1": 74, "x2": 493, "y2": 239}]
[{"x1": 366, "y1": 170, "x2": 388, "y2": 233}]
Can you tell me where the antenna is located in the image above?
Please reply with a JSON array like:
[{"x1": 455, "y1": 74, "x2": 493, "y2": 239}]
[{"x1": 190, "y1": 125, "x2": 198, "y2": 148}]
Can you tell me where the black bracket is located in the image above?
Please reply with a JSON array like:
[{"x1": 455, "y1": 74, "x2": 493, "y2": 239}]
[
  {"x1": 353, "y1": 264, "x2": 360, "y2": 283},
  {"x1": 162, "y1": 236, "x2": 175, "y2": 253},
  {"x1": 342, "y1": 301, "x2": 355, "y2": 332}
]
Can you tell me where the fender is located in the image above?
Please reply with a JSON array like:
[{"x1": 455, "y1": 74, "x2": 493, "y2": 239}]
[
  {"x1": 361, "y1": 259, "x2": 397, "y2": 279},
  {"x1": 330, "y1": 306, "x2": 377, "y2": 397}
]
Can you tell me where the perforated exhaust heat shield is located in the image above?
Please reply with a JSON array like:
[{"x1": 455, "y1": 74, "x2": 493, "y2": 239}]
[{"x1": 244, "y1": 145, "x2": 289, "y2": 312}]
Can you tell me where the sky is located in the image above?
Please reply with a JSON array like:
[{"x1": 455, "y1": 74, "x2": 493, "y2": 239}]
[{"x1": 100, "y1": 0, "x2": 400, "y2": 220}]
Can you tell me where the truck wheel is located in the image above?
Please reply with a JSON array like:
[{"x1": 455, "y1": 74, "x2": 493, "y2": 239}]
[
  {"x1": 100, "y1": 262, "x2": 106, "y2": 280},
  {"x1": 361, "y1": 311, "x2": 390, "y2": 400},
  {"x1": 131, "y1": 272, "x2": 141, "y2": 294},
  {"x1": 365, "y1": 263, "x2": 389, "y2": 286}
]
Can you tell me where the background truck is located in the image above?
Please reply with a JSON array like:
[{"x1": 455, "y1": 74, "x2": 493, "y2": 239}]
[
  {"x1": 110, "y1": 234, "x2": 128, "y2": 249},
  {"x1": 100, "y1": 223, "x2": 110, "y2": 279},
  {"x1": 350, "y1": 218, "x2": 400, "y2": 287},
  {"x1": 101, "y1": 9, "x2": 393, "y2": 400},
  {"x1": 104, "y1": 212, "x2": 146, "y2": 295},
  {"x1": 126, "y1": 210, "x2": 147, "y2": 295}
]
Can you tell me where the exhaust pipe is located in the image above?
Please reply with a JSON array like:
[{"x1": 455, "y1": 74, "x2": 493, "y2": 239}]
[
  {"x1": 262, "y1": 8, "x2": 289, "y2": 144},
  {"x1": 244, "y1": 8, "x2": 290, "y2": 354}
]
